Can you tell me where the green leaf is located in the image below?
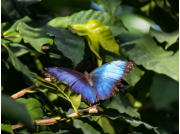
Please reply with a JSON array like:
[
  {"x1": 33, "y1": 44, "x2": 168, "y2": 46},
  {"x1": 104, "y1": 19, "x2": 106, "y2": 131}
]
[
  {"x1": 3, "y1": 31, "x2": 22, "y2": 43},
  {"x1": 2, "y1": 17, "x2": 31, "y2": 43},
  {"x1": 1, "y1": 22, "x2": 10, "y2": 35},
  {"x1": 2, "y1": 43, "x2": 34, "y2": 84},
  {"x1": 2, "y1": 95, "x2": 34, "y2": 130},
  {"x1": 99, "y1": 114, "x2": 159, "y2": 134},
  {"x1": 123, "y1": 66, "x2": 145, "y2": 86},
  {"x1": 123, "y1": 117, "x2": 159, "y2": 134},
  {"x1": 34, "y1": 131, "x2": 55, "y2": 134},
  {"x1": 120, "y1": 14, "x2": 160, "y2": 35},
  {"x1": 47, "y1": 17, "x2": 69, "y2": 29},
  {"x1": 70, "y1": 19, "x2": 120, "y2": 66},
  {"x1": 56, "y1": 84, "x2": 81, "y2": 114},
  {"x1": 1, "y1": 124, "x2": 14, "y2": 134},
  {"x1": 105, "y1": 94, "x2": 140, "y2": 118},
  {"x1": 48, "y1": 9, "x2": 126, "y2": 36},
  {"x1": 149, "y1": 28, "x2": 179, "y2": 49},
  {"x1": 16, "y1": 0, "x2": 42, "y2": 7},
  {"x1": 122, "y1": 35, "x2": 178, "y2": 81},
  {"x1": 95, "y1": 0, "x2": 121, "y2": 15},
  {"x1": 150, "y1": 74, "x2": 179, "y2": 109},
  {"x1": 3, "y1": 16, "x2": 31, "y2": 35},
  {"x1": 34, "y1": 74, "x2": 81, "y2": 114},
  {"x1": 56, "y1": 130, "x2": 71, "y2": 134},
  {"x1": 18, "y1": 22, "x2": 53, "y2": 53},
  {"x1": 73, "y1": 119, "x2": 101, "y2": 134},
  {"x1": 16, "y1": 98, "x2": 43, "y2": 120},
  {"x1": 93, "y1": 116, "x2": 116, "y2": 134},
  {"x1": 46, "y1": 26, "x2": 85, "y2": 66},
  {"x1": 8, "y1": 43, "x2": 29, "y2": 57},
  {"x1": 130, "y1": 132, "x2": 143, "y2": 134}
]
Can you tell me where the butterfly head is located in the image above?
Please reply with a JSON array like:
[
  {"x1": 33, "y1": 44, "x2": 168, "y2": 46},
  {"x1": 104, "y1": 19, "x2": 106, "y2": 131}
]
[{"x1": 124, "y1": 62, "x2": 135, "y2": 74}]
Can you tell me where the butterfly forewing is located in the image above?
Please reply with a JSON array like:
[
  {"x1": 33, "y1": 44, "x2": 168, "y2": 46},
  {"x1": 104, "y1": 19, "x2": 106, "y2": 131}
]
[{"x1": 91, "y1": 61, "x2": 131, "y2": 100}]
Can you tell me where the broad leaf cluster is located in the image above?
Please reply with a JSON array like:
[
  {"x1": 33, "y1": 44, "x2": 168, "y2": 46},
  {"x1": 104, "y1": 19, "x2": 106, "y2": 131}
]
[{"x1": 2, "y1": 0, "x2": 178, "y2": 134}]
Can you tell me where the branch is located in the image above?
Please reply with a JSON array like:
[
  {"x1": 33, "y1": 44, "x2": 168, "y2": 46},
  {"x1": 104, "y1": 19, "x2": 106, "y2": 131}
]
[
  {"x1": 12, "y1": 117, "x2": 60, "y2": 130},
  {"x1": 68, "y1": 105, "x2": 98, "y2": 118},
  {"x1": 3, "y1": 35, "x2": 20, "y2": 38},
  {"x1": 41, "y1": 45, "x2": 50, "y2": 50},
  {"x1": 11, "y1": 85, "x2": 36, "y2": 99},
  {"x1": 12, "y1": 105, "x2": 98, "y2": 130}
]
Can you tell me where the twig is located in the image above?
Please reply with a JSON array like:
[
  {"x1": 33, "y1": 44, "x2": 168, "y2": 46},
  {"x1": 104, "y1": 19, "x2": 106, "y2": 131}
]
[
  {"x1": 41, "y1": 45, "x2": 50, "y2": 50},
  {"x1": 12, "y1": 117, "x2": 59, "y2": 130},
  {"x1": 11, "y1": 85, "x2": 36, "y2": 99},
  {"x1": 12, "y1": 124, "x2": 24, "y2": 130},
  {"x1": 12, "y1": 105, "x2": 98, "y2": 130},
  {"x1": 68, "y1": 105, "x2": 98, "y2": 118},
  {"x1": 3, "y1": 35, "x2": 20, "y2": 38}
]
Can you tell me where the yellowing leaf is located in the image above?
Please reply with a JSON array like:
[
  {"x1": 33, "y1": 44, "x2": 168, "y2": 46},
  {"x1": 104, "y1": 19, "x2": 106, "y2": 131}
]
[{"x1": 70, "y1": 20, "x2": 120, "y2": 66}]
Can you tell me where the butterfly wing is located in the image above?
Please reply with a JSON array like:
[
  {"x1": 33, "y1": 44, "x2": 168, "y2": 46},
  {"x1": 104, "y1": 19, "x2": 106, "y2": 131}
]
[
  {"x1": 43, "y1": 67, "x2": 97, "y2": 103},
  {"x1": 91, "y1": 61, "x2": 134, "y2": 100}
]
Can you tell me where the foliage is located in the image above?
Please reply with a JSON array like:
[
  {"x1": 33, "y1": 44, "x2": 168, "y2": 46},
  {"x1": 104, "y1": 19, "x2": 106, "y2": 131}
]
[{"x1": 2, "y1": 0, "x2": 178, "y2": 134}]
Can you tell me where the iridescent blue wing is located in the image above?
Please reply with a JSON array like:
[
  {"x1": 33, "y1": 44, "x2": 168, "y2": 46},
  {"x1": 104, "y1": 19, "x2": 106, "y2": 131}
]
[
  {"x1": 91, "y1": 61, "x2": 134, "y2": 100},
  {"x1": 43, "y1": 67, "x2": 97, "y2": 103}
]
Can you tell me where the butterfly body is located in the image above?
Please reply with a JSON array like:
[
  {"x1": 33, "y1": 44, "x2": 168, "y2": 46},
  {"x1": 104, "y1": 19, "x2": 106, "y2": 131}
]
[
  {"x1": 84, "y1": 71, "x2": 94, "y2": 87},
  {"x1": 43, "y1": 61, "x2": 134, "y2": 104}
]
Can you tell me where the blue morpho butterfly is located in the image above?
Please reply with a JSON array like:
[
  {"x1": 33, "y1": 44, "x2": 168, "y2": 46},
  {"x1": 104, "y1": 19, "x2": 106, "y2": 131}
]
[{"x1": 42, "y1": 61, "x2": 134, "y2": 104}]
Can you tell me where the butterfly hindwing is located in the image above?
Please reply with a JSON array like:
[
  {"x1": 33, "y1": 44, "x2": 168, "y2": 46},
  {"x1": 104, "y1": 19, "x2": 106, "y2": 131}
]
[
  {"x1": 91, "y1": 61, "x2": 134, "y2": 100},
  {"x1": 43, "y1": 67, "x2": 97, "y2": 103},
  {"x1": 71, "y1": 77, "x2": 97, "y2": 103}
]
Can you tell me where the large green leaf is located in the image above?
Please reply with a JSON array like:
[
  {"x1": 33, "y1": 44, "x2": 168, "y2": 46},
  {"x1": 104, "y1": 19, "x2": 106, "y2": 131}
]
[
  {"x1": 122, "y1": 35, "x2": 178, "y2": 81},
  {"x1": 98, "y1": 113, "x2": 159, "y2": 134},
  {"x1": 46, "y1": 26, "x2": 85, "y2": 66},
  {"x1": 2, "y1": 43, "x2": 34, "y2": 83},
  {"x1": 150, "y1": 74, "x2": 179, "y2": 109},
  {"x1": 2, "y1": 95, "x2": 34, "y2": 130},
  {"x1": 120, "y1": 14, "x2": 161, "y2": 35},
  {"x1": 16, "y1": 98, "x2": 43, "y2": 120},
  {"x1": 104, "y1": 94, "x2": 140, "y2": 118},
  {"x1": 34, "y1": 74, "x2": 81, "y2": 114},
  {"x1": 18, "y1": 22, "x2": 53, "y2": 53},
  {"x1": 70, "y1": 19, "x2": 120, "y2": 66},
  {"x1": 48, "y1": 9, "x2": 126, "y2": 36},
  {"x1": 73, "y1": 119, "x2": 101, "y2": 134},
  {"x1": 149, "y1": 28, "x2": 179, "y2": 49}
]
